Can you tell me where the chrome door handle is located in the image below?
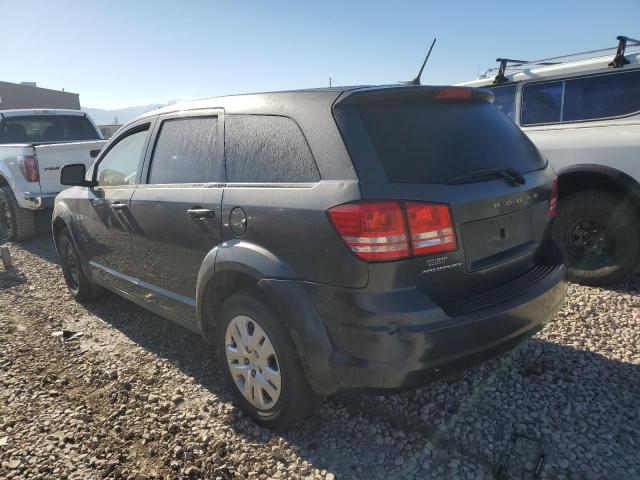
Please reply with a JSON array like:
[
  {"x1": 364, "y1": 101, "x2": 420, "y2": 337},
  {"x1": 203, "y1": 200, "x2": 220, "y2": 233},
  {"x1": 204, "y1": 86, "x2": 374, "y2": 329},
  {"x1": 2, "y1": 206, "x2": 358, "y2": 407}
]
[
  {"x1": 110, "y1": 202, "x2": 128, "y2": 211},
  {"x1": 187, "y1": 208, "x2": 215, "y2": 219}
]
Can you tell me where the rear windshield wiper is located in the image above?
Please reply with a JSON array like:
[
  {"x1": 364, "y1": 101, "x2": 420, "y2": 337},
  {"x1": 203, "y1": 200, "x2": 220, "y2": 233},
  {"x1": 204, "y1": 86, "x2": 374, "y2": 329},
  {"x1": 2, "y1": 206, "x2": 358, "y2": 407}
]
[{"x1": 446, "y1": 166, "x2": 526, "y2": 186}]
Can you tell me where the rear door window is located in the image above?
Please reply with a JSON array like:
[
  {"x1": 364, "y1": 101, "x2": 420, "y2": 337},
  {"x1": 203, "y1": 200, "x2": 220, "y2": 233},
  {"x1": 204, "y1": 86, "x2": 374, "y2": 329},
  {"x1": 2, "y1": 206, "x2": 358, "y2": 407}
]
[
  {"x1": 521, "y1": 81, "x2": 563, "y2": 125},
  {"x1": 356, "y1": 98, "x2": 544, "y2": 184},
  {"x1": 225, "y1": 115, "x2": 320, "y2": 183},
  {"x1": 563, "y1": 70, "x2": 640, "y2": 121},
  {"x1": 486, "y1": 84, "x2": 517, "y2": 121},
  {"x1": 147, "y1": 116, "x2": 221, "y2": 184}
]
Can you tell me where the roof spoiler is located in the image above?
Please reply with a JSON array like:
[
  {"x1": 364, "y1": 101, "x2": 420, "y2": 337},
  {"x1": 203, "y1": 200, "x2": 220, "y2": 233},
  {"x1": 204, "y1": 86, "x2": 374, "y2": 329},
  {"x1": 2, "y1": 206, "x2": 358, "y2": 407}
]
[{"x1": 335, "y1": 86, "x2": 494, "y2": 106}]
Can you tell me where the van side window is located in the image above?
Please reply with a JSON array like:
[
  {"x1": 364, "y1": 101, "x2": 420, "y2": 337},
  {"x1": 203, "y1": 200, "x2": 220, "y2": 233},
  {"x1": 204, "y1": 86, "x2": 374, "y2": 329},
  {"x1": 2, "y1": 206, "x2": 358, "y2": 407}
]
[
  {"x1": 96, "y1": 127, "x2": 149, "y2": 187},
  {"x1": 521, "y1": 81, "x2": 563, "y2": 125},
  {"x1": 225, "y1": 115, "x2": 320, "y2": 183},
  {"x1": 486, "y1": 84, "x2": 517, "y2": 121},
  {"x1": 148, "y1": 117, "x2": 220, "y2": 184},
  {"x1": 563, "y1": 70, "x2": 640, "y2": 122}
]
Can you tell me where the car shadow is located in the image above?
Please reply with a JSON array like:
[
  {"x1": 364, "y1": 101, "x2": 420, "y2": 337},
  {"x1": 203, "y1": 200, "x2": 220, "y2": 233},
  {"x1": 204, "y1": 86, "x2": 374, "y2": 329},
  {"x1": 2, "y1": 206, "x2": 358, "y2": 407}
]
[
  {"x1": 7, "y1": 235, "x2": 61, "y2": 266},
  {"x1": 80, "y1": 289, "x2": 640, "y2": 480},
  {"x1": 0, "y1": 265, "x2": 27, "y2": 289}
]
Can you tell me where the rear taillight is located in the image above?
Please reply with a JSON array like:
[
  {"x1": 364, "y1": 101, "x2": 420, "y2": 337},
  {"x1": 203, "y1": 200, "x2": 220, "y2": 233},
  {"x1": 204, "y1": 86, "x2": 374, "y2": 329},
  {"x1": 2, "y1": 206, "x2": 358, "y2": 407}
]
[
  {"x1": 327, "y1": 201, "x2": 409, "y2": 261},
  {"x1": 327, "y1": 201, "x2": 457, "y2": 262},
  {"x1": 547, "y1": 178, "x2": 559, "y2": 218},
  {"x1": 18, "y1": 155, "x2": 39, "y2": 182},
  {"x1": 405, "y1": 202, "x2": 458, "y2": 256}
]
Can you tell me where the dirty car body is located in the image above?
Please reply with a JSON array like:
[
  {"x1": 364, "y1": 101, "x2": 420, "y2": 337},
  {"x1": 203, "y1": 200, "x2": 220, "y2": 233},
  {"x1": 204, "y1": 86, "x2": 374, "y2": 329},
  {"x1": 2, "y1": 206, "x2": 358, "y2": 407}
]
[{"x1": 52, "y1": 85, "x2": 567, "y2": 426}]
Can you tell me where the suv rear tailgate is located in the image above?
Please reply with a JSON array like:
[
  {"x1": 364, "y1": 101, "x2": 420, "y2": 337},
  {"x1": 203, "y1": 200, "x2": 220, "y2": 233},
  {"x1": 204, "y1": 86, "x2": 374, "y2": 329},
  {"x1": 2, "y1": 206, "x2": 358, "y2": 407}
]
[{"x1": 333, "y1": 86, "x2": 557, "y2": 307}]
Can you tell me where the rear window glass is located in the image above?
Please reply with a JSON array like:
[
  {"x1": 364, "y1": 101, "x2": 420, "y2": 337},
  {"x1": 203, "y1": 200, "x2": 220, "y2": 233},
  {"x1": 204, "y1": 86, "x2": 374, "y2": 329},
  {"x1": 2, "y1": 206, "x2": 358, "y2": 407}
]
[
  {"x1": 148, "y1": 117, "x2": 221, "y2": 184},
  {"x1": 225, "y1": 115, "x2": 319, "y2": 183},
  {"x1": 356, "y1": 99, "x2": 544, "y2": 184},
  {"x1": 521, "y1": 81, "x2": 563, "y2": 125},
  {"x1": 0, "y1": 115, "x2": 100, "y2": 144},
  {"x1": 563, "y1": 70, "x2": 640, "y2": 121},
  {"x1": 486, "y1": 84, "x2": 517, "y2": 121}
]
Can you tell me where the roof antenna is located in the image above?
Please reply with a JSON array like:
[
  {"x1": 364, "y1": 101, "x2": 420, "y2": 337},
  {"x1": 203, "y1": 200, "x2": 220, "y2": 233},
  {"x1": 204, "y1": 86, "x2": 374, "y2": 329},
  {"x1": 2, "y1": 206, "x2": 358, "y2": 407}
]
[{"x1": 404, "y1": 38, "x2": 437, "y2": 85}]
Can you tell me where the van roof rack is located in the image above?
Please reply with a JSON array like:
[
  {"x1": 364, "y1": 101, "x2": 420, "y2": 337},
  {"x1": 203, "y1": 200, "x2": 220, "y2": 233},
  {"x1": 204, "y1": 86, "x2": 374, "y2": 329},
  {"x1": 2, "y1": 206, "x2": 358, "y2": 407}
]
[{"x1": 486, "y1": 35, "x2": 640, "y2": 84}]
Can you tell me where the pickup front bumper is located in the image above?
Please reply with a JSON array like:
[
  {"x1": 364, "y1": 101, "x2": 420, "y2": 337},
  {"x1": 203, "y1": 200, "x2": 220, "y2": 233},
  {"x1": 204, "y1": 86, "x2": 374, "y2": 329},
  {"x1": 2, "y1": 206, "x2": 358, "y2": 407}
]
[{"x1": 23, "y1": 192, "x2": 57, "y2": 210}]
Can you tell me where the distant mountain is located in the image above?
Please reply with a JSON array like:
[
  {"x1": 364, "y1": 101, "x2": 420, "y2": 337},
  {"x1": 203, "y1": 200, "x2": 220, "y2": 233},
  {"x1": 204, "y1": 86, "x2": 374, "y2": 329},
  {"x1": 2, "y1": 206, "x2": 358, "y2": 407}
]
[{"x1": 82, "y1": 104, "x2": 164, "y2": 125}]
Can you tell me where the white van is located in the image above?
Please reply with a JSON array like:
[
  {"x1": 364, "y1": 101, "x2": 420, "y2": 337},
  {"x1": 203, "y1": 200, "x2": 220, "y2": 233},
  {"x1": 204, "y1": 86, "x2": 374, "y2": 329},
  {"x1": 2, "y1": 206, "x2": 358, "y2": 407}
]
[{"x1": 460, "y1": 36, "x2": 640, "y2": 285}]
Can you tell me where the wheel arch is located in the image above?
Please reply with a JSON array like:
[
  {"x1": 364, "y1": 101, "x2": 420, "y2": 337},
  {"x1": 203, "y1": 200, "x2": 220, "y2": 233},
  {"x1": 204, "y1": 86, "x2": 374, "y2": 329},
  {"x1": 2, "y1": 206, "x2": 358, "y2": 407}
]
[
  {"x1": 195, "y1": 240, "x2": 336, "y2": 395},
  {"x1": 556, "y1": 164, "x2": 640, "y2": 208},
  {"x1": 195, "y1": 239, "x2": 296, "y2": 340}
]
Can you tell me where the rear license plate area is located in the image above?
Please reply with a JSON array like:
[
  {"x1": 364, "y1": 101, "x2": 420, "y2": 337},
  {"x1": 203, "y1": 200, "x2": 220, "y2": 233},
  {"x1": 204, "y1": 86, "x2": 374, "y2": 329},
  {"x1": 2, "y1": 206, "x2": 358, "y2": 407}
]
[{"x1": 461, "y1": 207, "x2": 542, "y2": 272}]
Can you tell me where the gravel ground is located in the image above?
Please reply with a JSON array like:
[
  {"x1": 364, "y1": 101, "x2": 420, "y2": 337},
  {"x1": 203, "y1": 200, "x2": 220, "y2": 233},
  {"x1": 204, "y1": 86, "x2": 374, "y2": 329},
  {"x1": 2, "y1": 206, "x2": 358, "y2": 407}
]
[{"x1": 1, "y1": 236, "x2": 639, "y2": 480}]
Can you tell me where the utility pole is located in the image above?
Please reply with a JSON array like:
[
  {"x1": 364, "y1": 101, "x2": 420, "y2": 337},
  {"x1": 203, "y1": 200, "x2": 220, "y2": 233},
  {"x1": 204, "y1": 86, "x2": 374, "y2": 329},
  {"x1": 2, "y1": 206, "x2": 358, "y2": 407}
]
[{"x1": 329, "y1": 77, "x2": 332, "y2": 87}]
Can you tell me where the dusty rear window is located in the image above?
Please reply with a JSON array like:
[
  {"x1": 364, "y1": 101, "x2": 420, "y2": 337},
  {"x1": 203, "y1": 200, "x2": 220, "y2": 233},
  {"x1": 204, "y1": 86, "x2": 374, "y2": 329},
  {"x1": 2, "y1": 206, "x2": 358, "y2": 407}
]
[{"x1": 357, "y1": 99, "x2": 545, "y2": 184}]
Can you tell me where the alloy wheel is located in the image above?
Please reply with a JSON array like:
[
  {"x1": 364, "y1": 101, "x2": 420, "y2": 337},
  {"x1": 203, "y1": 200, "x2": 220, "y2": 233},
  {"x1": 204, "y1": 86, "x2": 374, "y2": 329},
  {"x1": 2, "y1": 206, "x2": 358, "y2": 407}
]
[{"x1": 224, "y1": 315, "x2": 282, "y2": 410}]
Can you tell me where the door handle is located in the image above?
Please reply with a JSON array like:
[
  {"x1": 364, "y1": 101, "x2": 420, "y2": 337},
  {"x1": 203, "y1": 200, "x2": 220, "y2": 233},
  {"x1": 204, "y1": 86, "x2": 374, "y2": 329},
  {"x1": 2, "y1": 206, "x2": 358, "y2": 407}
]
[
  {"x1": 110, "y1": 202, "x2": 128, "y2": 211},
  {"x1": 187, "y1": 208, "x2": 215, "y2": 219}
]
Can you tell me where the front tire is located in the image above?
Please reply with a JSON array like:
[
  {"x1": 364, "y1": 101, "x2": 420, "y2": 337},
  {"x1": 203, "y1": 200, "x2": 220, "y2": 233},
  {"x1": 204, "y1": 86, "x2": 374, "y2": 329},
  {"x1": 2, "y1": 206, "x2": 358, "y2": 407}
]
[
  {"x1": 57, "y1": 231, "x2": 103, "y2": 301},
  {"x1": 0, "y1": 186, "x2": 36, "y2": 241},
  {"x1": 217, "y1": 289, "x2": 319, "y2": 430},
  {"x1": 552, "y1": 190, "x2": 640, "y2": 286}
]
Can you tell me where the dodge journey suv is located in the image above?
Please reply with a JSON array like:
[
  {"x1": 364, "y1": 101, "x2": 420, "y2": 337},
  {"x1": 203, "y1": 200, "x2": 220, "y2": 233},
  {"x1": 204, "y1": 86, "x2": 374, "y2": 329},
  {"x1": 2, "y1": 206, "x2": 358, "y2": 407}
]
[{"x1": 53, "y1": 85, "x2": 567, "y2": 429}]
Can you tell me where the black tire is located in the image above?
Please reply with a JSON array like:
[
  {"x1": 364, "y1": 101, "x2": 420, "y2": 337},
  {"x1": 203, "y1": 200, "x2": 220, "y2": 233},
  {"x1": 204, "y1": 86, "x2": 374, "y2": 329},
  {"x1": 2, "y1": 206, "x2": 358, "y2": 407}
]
[
  {"x1": 0, "y1": 186, "x2": 36, "y2": 241},
  {"x1": 57, "y1": 230, "x2": 104, "y2": 301},
  {"x1": 552, "y1": 190, "x2": 640, "y2": 286},
  {"x1": 216, "y1": 289, "x2": 319, "y2": 430}
]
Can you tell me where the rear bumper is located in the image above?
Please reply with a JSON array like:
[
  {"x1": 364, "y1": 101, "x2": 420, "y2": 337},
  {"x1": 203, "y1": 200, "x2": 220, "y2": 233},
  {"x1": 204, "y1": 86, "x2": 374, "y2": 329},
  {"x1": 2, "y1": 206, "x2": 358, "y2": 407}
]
[
  {"x1": 22, "y1": 192, "x2": 57, "y2": 210},
  {"x1": 261, "y1": 262, "x2": 567, "y2": 396},
  {"x1": 323, "y1": 265, "x2": 566, "y2": 390}
]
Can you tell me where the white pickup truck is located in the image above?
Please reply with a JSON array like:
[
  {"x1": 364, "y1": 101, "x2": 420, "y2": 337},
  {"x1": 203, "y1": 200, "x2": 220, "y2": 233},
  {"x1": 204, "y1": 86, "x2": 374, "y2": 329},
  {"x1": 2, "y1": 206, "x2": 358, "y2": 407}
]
[{"x1": 0, "y1": 109, "x2": 107, "y2": 241}]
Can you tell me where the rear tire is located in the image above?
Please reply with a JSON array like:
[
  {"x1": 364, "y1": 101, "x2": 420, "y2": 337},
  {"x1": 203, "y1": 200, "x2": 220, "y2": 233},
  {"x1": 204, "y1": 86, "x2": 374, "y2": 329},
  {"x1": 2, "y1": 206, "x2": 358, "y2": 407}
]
[
  {"x1": 57, "y1": 230, "x2": 103, "y2": 301},
  {"x1": 552, "y1": 190, "x2": 640, "y2": 286},
  {"x1": 0, "y1": 186, "x2": 36, "y2": 241},
  {"x1": 217, "y1": 289, "x2": 319, "y2": 430}
]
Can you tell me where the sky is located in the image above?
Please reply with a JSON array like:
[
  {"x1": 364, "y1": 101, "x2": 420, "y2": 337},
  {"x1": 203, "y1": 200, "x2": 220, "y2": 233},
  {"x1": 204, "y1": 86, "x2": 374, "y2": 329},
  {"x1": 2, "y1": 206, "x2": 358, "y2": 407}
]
[{"x1": 1, "y1": 0, "x2": 639, "y2": 109}]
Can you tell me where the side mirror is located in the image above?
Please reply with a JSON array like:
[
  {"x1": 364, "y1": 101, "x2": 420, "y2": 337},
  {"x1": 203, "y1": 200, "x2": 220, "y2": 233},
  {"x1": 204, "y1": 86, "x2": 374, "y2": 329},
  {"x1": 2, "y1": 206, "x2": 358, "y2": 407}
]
[
  {"x1": 61, "y1": 164, "x2": 95, "y2": 187},
  {"x1": 90, "y1": 149, "x2": 101, "y2": 158}
]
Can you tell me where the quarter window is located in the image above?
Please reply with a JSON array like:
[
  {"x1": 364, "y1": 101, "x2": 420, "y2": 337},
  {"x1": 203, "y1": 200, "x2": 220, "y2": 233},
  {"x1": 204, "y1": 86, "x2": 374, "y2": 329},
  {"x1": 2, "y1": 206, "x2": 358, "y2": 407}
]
[
  {"x1": 486, "y1": 84, "x2": 517, "y2": 121},
  {"x1": 521, "y1": 70, "x2": 640, "y2": 125},
  {"x1": 563, "y1": 70, "x2": 640, "y2": 121},
  {"x1": 521, "y1": 81, "x2": 563, "y2": 125},
  {"x1": 96, "y1": 127, "x2": 149, "y2": 187},
  {"x1": 148, "y1": 117, "x2": 220, "y2": 184},
  {"x1": 225, "y1": 115, "x2": 320, "y2": 183}
]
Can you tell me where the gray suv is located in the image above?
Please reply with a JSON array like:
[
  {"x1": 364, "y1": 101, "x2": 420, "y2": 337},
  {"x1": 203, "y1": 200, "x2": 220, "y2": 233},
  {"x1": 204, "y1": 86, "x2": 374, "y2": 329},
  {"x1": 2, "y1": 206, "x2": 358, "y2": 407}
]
[{"x1": 53, "y1": 85, "x2": 567, "y2": 429}]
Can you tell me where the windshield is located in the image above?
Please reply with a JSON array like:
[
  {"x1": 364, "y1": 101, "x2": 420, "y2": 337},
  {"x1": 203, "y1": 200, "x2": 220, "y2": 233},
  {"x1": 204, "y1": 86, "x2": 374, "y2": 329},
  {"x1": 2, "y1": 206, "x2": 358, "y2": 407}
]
[
  {"x1": 0, "y1": 115, "x2": 100, "y2": 144},
  {"x1": 356, "y1": 98, "x2": 545, "y2": 184}
]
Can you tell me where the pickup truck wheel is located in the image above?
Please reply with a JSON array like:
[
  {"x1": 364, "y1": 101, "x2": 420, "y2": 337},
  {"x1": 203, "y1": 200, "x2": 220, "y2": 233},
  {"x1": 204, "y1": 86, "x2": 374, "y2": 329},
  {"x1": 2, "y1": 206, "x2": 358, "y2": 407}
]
[
  {"x1": 217, "y1": 289, "x2": 319, "y2": 430},
  {"x1": 0, "y1": 186, "x2": 35, "y2": 241},
  {"x1": 552, "y1": 190, "x2": 640, "y2": 286},
  {"x1": 57, "y1": 231, "x2": 103, "y2": 301}
]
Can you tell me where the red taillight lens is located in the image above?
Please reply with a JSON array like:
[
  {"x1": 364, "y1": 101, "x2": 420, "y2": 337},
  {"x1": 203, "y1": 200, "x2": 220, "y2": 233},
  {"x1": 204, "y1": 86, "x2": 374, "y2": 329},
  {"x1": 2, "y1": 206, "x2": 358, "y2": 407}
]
[
  {"x1": 405, "y1": 202, "x2": 457, "y2": 256},
  {"x1": 435, "y1": 87, "x2": 472, "y2": 101},
  {"x1": 548, "y1": 178, "x2": 559, "y2": 218},
  {"x1": 328, "y1": 201, "x2": 458, "y2": 261},
  {"x1": 327, "y1": 201, "x2": 410, "y2": 261},
  {"x1": 18, "y1": 155, "x2": 39, "y2": 182}
]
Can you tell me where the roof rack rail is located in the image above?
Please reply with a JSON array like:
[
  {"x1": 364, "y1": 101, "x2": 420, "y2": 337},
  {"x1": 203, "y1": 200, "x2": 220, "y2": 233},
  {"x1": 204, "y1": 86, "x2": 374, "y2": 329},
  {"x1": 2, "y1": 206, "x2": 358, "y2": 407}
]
[{"x1": 485, "y1": 35, "x2": 640, "y2": 84}]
